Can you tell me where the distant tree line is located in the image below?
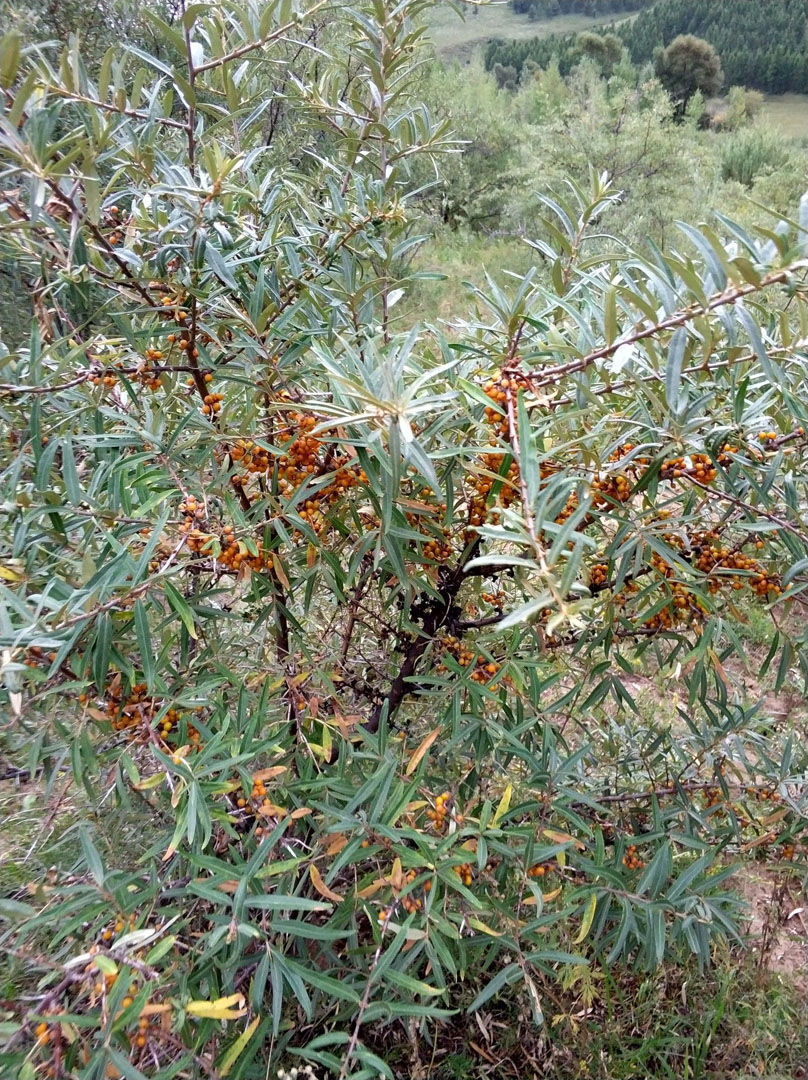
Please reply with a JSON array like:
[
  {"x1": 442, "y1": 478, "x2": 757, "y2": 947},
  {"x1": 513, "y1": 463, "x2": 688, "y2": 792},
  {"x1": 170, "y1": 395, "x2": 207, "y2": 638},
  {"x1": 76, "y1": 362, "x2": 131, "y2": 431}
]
[
  {"x1": 619, "y1": 0, "x2": 808, "y2": 94},
  {"x1": 486, "y1": 29, "x2": 617, "y2": 82},
  {"x1": 491, "y1": 0, "x2": 808, "y2": 95},
  {"x1": 510, "y1": 0, "x2": 650, "y2": 18}
]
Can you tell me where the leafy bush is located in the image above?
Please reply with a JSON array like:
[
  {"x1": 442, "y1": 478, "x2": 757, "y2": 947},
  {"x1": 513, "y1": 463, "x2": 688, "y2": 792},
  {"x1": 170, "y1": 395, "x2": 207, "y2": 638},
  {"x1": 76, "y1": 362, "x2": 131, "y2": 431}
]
[
  {"x1": 725, "y1": 85, "x2": 765, "y2": 129},
  {"x1": 1, "y1": 2, "x2": 808, "y2": 1078},
  {"x1": 721, "y1": 126, "x2": 793, "y2": 186}
]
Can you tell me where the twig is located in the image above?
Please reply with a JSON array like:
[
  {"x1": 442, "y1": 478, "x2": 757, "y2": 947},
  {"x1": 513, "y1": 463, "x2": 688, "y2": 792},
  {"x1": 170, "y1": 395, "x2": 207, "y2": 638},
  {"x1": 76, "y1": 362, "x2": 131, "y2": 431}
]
[
  {"x1": 524, "y1": 264, "x2": 808, "y2": 387},
  {"x1": 338, "y1": 911, "x2": 392, "y2": 1080}
]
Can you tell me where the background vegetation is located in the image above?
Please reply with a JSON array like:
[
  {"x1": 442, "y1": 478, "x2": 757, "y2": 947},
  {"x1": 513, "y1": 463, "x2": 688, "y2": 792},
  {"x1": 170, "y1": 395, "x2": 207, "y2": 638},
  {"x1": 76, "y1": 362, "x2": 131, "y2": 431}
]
[
  {"x1": 1, "y1": 1, "x2": 807, "y2": 1078},
  {"x1": 486, "y1": 0, "x2": 808, "y2": 94}
]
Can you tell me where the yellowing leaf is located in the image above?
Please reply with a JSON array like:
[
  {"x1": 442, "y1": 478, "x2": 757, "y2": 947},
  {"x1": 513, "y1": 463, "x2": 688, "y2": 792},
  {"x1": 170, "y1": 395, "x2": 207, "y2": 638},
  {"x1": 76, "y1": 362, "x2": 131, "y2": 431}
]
[
  {"x1": 542, "y1": 828, "x2": 586, "y2": 851},
  {"x1": 525, "y1": 888, "x2": 562, "y2": 906},
  {"x1": 186, "y1": 994, "x2": 247, "y2": 1020},
  {"x1": 325, "y1": 834, "x2": 348, "y2": 856},
  {"x1": 271, "y1": 553, "x2": 290, "y2": 590},
  {"x1": 214, "y1": 880, "x2": 240, "y2": 894},
  {"x1": 218, "y1": 1015, "x2": 261, "y2": 1076},
  {"x1": 310, "y1": 863, "x2": 343, "y2": 903},
  {"x1": 491, "y1": 783, "x2": 512, "y2": 827},
  {"x1": 468, "y1": 917, "x2": 503, "y2": 937},
  {"x1": 390, "y1": 857, "x2": 404, "y2": 892},
  {"x1": 139, "y1": 1003, "x2": 172, "y2": 1017},
  {"x1": 574, "y1": 893, "x2": 597, "y2": 944},
  {"x1": 133, "y1": 773, "x2": 166, "y2": 791},
  {"x1": 405, "y1": 726, "x2": 440, "y2": 776},
  {"x1": 742, "y1": 831, "x2": 776, "y2": 851},
  {"x1": 251, "y1": 766, "x2": 287, "y2": 782},
  {"x1": 356, "y1": 877, "x2": 386, "y2": 899}
]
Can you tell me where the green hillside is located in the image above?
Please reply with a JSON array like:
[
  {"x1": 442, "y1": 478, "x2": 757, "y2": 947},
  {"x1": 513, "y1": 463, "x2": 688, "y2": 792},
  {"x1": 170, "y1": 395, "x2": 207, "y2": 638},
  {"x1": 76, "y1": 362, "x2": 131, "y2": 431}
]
[{"x1": 427, "y1": 1, "x2": 642, "y2": 61}]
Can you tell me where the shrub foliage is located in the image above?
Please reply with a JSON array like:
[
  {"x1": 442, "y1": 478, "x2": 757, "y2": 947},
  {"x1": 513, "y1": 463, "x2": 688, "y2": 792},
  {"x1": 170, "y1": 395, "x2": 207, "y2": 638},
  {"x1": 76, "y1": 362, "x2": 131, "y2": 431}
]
[{"x1": 1, "y1": 2, "x2": 808, "y2": 1077}]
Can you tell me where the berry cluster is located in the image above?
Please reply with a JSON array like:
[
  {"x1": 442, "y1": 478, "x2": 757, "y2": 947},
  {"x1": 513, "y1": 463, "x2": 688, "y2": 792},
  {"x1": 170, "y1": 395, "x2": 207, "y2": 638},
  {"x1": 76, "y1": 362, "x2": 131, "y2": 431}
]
[
  {"x1": 86, "y1": 679, "x2": 203, "y2": 748},
  {"x1": 178, "y1": 495, "x2": 211, "y2": 554},
  {"x1": 422, "y1": 530, "x2": 454, "y2": 563},
  {"x1": 694, "y1": 542, "x2": 778, "y2": 595},
  {"x1": 90, "y1": 369, "x2": 119, "y2": 388},
  {"x1": 218, "y1": 523, "x2": 267, "y2": 572},
  {"x1": 454, "y1": 862, "x2": 473, "y2": 887},
  {"x1": 237, "y1": 409, "x2": 367, "y2": 532},
  {"x1": 106, "y1": 204, "x2": 126, "y2": 246},
  {"x1": 425, "y1": 790, "x2": 453, "y2": 832},
  {"x1": 644, "y1": 551, "x2": 709, "y2": 630},
  {"x1": 401, "y1": 868, "x2": 423, "y2": 914},
  {"x1": 277, "y1": 411, "x2": 321, "y2": 493},
  {"x1": 102, "y1": 681, "x2": 151, "y2": 732},
  {"x1": 467, "y1": 450, "x2": 520, "y2": 533},
  {"x1": 201, "y1": 392, "x2": 223, "y2": 416},
  {"x1": 30, "y1": 927, "x2": 170, "y2": 1072},
  {"x1": 622, "y1": 844, "x2": 645, "y2": 871},
  {"x1": 591, "y1": 471, "x2": 633, "y2": 505},
  {"x1": 231, "y1": 439, "x2": 271, "y2": 477},
  {"x1": 140, "y1": 346, "x2": 164, "y2": 390},
  {"x1": 527, "y1": 862, "x2": 554, "y2": 879},
  {"x1": 436, "y1": 636, "x2": 501, "y2": 684},
  {"x1": 609, "y1": 519, "x2": 782, "y2": 632},
  {"x1": 660, "y1": 453, "x2": 717, "y2": 484},
  {"x1": 748, "y1": 786, "x2": 780, "y2": 803},
  {"x1": 702, "y1": 786, "x2": 724, "y2": 808},
  {"x1": 232, "y1": 773, "x2": 288, "y2": 837},
  {"x1": 24, "y1": 645, "x2": 57, "y2": 669},
  {"x1": 481, "y1": 590, "x2": 505, "y2": 608},
  {"x1": 589, "y1": 563, "x2": 609, "y2": 588},
  {"x1": 482, "y1": 371, "x2": 529, "y2": 437}
]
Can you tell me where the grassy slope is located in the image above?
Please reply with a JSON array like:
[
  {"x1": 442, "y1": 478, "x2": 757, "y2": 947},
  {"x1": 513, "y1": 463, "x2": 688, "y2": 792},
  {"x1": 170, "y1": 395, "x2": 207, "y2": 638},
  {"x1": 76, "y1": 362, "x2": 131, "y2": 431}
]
[
  {"x1": 426, "y1": 2, "x2": 633, "y2": 63},
  {"x1": 762, "y1": 93, "x2": 808, "y2": 140}
]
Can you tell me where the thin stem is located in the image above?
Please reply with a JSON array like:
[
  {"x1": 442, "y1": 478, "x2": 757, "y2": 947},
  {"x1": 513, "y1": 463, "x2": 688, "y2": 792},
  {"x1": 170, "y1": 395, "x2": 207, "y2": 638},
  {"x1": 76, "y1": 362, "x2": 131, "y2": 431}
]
[{"x1": 524, "y1": 264, "x2": 807, "y2": 387}]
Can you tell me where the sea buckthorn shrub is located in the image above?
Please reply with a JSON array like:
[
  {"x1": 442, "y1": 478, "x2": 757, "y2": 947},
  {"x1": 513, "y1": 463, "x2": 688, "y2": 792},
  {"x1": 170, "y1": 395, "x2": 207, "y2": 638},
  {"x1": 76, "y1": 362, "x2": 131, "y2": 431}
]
[{"x1": 1, "y1": 2, "x2": 808, "y2": 1078}]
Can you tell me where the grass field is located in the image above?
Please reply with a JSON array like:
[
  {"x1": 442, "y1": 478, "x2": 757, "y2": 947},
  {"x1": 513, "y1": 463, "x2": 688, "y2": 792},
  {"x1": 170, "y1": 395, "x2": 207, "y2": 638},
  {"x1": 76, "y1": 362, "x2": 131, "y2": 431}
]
[
  {"x1": 762, "y1": 93, "x2": 808, "y2": 140},
  {"x1": 426, "y1": 2, "x2": 633, "y2": 62}
]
